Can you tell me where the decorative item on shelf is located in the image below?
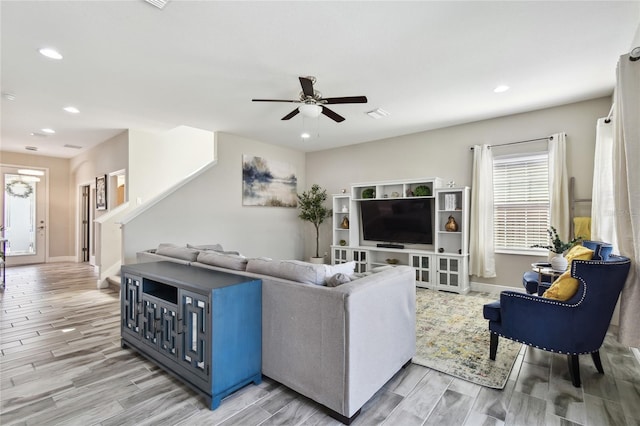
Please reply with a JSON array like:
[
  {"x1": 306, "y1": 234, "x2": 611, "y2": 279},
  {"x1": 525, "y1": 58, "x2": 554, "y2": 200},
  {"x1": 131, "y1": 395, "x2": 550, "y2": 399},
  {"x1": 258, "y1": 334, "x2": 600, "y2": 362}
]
[
  {"x1": 340, "y1": 216, "x2": 350, "y2": 229},
  {"x1": 339, "y1": 239, "x2": 347, "y2": 246},
  {"x1": 458, "y1": 249, "x2": 462, "y2": 254},
  {"x1": 297, "y1": 184, "x2": 332, "y2": 262},
  {"x1": 362, "y1": 188, "x2": 375, "y2": 199},
  {"x1": 531, "y1": 226, "x2": 583, "y2": 271},
  {"x1": 391, "y1": 191, "x2": 400, "y2": 198},
  {"x1": 413, "y1": 185, "x2": 431, "y2": 197},
  {"x1": 445, "y1": 215, "x2": 459, "y2": 232},
  {"x1": 383, "y1": 194, "x2": 389, "y2": 198},
  {"x1": 386, "y1": 258, "x2": 399, "y2": 265},
  {"x1": 447, "y1": 180, "x2": 456, "y2": 188},
  {"x1": 341, "y1": 205, "x2": 348, "y2": 213},
  {"x1": 438, "y1": 248, "x2": 444, "y2": 253},
  {"x1": 341, "y1": 188, "x2": 347, "y2": 194},
  {"x1": 444, "y1": 194, "x2": 457, "y2": 210},
  {"x1": 406, "y1": 188, "x2": 414, "y2": 197}
]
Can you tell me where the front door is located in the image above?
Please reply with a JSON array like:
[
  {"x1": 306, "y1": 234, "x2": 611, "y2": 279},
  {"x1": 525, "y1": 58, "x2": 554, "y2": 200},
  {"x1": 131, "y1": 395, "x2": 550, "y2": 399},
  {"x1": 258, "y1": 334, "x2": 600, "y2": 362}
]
[{"x1": 1, "y1": 166, "x2": 47, "y2": 265}]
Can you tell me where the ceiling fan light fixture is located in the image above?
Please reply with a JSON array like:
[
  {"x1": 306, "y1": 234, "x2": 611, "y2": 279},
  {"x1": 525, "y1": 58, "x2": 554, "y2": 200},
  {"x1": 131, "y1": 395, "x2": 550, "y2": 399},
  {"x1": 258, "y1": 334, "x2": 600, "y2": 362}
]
[{"x1": 299, "y1": 104, "x2": 322, "y2": 118}]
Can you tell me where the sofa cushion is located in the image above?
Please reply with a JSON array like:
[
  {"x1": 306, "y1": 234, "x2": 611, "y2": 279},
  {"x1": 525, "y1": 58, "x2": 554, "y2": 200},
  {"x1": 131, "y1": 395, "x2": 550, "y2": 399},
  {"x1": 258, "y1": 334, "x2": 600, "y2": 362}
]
[
  {"x1": 156, "y1": 244, "x2": 200, "y2": 262},
  {"x1": 325, "y1": 261, "x2": 356, "y2": 278},
  {"x1": 246, "y1": 258, "x2": 327, "y2": 285},
  {"x1": 196, "y1": 250, "x2": 248, "y2": 271},
  {"x1": 187, "y1": 243, "x2": 224, "y2": 252},
  {"x1": 326, "y1": 273, "x2": 352, "y2": 287}
]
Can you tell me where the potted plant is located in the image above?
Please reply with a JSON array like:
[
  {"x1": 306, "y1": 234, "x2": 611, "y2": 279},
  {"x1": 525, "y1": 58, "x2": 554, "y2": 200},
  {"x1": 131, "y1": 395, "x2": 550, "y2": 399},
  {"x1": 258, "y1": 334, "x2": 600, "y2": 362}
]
[
  {"x1": 297, "y1": 184, "x2": 332, "y2": 263},
  {"x1": 531, "y1": 226, "x2": 582, "y2": 271}
]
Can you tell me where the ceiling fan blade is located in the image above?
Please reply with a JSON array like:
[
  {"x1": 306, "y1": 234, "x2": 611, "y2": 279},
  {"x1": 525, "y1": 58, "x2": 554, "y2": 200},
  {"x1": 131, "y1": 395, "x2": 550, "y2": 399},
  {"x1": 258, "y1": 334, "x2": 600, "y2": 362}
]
[
  {"x1": 252, "y1": 99, "x2": 299, "y2": 103},
  {"x1": 299, "y1": 77, "x2": 315, "y2": 98},
  {"x1": 322, "y1": 96, "x2": 368, "y2": 104},
  {"x1": 321, "y1": 106, "x2": 345, "y2": 123},
  {"x1": 281, "y1": 108, "x2": 300, "y2": 120}
]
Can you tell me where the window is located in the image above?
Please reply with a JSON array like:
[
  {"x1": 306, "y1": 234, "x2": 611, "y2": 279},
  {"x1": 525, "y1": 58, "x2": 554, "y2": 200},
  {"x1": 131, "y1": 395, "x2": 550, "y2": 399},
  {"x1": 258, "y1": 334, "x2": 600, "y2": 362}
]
[{"x1": 493, "y1": 152, "x2": 550, "y2": 253}]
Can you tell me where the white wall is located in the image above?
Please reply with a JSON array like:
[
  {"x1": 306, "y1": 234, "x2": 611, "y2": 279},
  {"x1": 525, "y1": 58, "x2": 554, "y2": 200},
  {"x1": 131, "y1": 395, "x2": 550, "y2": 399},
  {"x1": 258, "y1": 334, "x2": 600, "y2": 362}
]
[
  {"x1": 306, "y1": 96, "x2": 612, "y2": 289},
  {"x1": 122, "y1": 132, "x2": 306, "y2": 263},
  {"x1": 128, "y1": 126, "x2": 215, "y2": 204}
]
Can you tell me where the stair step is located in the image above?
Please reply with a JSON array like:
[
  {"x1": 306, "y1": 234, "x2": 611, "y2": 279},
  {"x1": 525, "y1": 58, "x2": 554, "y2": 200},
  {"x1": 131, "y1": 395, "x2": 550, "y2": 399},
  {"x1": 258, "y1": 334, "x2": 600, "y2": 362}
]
[{"x1": 107, "y1": 275, "x2": 121, "y2": 288}]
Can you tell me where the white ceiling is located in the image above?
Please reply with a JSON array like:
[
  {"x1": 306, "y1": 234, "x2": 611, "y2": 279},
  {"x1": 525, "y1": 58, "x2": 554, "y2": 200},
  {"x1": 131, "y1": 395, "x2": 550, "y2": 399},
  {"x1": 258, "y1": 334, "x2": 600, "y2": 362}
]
[{"x1": 1, "y1": 1, "x2": 639, "y2": 159}]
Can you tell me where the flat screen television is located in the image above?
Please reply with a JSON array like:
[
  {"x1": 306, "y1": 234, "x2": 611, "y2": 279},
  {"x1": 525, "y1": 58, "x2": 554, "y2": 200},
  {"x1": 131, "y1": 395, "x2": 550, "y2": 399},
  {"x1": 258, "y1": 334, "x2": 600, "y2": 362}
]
[{"x1": 360, "y1": 198, "x2": 434, "y2": 246}]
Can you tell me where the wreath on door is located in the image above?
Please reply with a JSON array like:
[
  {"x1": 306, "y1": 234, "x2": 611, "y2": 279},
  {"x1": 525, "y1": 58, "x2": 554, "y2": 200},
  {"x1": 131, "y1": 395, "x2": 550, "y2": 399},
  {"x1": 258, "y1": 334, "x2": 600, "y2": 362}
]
[{"x1": 5, "y1": 180, "x2": 34, "y2": 198}]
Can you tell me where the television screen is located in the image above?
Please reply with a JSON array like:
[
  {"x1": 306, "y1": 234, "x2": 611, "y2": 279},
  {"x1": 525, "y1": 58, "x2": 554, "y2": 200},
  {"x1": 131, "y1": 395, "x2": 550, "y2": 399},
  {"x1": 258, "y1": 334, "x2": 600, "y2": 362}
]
[{"x1": 360, "y1": 198, "x2": 434, "y2": 245}]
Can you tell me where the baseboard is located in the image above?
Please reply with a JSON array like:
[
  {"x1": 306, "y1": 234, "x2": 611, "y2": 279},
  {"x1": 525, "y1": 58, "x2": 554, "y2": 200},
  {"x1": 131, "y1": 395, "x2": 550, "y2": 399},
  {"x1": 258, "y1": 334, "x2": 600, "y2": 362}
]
[
  {"x1": 469, "y1": 281, "x2": 526, "y2": 296},
  {"x1": 47, "y1": 256, "x2": 76, "y2": 263}
]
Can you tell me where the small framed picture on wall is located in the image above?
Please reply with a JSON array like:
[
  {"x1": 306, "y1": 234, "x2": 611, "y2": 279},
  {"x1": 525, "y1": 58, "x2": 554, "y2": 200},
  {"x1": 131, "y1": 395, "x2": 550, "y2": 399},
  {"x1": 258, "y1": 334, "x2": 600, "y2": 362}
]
[{"x1": 96, "y1": 175, "x2": 107, "y2": 210}]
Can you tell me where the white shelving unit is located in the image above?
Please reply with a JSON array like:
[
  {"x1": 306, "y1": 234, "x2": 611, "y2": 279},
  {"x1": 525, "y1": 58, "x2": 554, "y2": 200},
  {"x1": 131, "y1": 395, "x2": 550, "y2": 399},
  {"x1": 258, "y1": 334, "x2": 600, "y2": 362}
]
[{"x1": 331, "y1": 179, "x2": 470, "y2": 293}]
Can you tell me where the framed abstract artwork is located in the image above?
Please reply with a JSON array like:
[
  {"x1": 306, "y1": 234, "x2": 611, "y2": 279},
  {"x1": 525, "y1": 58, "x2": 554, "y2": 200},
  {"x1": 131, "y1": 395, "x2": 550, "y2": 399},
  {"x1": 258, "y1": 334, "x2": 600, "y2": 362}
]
[{"x1": 242, "y1": 155, "x2": 297, "y2": 207}]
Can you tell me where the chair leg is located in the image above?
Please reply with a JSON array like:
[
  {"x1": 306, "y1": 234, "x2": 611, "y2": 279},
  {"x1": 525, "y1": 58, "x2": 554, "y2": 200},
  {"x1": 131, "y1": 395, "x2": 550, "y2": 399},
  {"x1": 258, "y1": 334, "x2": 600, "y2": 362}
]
[
  {"x1": 567, "y1": 354, "x2": 581, "y2": 387},
  {"x1": 489, "y1": 333, "x2": 498, "y2": 360},
  {"x1": 591, "y1": 351, "x2": 604, "y2": 374}
]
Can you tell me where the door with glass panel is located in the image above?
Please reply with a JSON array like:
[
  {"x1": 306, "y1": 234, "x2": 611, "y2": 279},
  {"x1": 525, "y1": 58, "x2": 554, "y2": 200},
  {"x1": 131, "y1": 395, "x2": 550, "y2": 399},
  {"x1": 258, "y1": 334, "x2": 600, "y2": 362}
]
[{"x1": 1, "y1": 166, "x2": 47, "y2": 265}]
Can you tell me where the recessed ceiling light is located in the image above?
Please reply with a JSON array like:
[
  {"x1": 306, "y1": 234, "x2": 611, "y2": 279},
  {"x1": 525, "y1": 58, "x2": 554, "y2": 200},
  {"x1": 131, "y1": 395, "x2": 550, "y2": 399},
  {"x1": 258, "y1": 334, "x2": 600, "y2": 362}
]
[
  {"x1": 301, "y1": 132, "x2": 311, "y2": 139},
  {"x1": 41, "y1": 128, "x2": 56, "y2": 134},
  {"x1": 63, "y1": 106, "x2": 80, "y2": 114},
  {"x1": 494, "y1": 85, "x2": 510, "y2": 93},
  {"x1": 38, "y1": 48, "x2": 63, "y2": 60}
]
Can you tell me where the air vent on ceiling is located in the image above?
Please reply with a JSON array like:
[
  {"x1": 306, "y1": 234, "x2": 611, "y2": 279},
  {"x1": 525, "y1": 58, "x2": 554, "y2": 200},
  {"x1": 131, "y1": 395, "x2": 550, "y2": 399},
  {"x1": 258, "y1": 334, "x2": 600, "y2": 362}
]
[
  {"x1": 64, "y1": 144, "x2": 83, "y2": 150},
  {"x1": 30, "y1": 132, "x2": 47, "y2": 138},
  {"x1": 25, "y1": 146, "x2": 38, "y2": 151},
  {"x1": 144, "y1": 0, "x2": 170, "y2": 9},
  {"x1": 365, "y1": 108, "x2": 390, "y2": 119}
]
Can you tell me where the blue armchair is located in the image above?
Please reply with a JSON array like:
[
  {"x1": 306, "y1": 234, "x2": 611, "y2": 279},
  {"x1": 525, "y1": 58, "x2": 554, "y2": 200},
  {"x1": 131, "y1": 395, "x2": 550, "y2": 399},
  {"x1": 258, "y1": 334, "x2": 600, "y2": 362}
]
[{"x1": 484, "y1": 255, "x2": 631, "y2": 387}]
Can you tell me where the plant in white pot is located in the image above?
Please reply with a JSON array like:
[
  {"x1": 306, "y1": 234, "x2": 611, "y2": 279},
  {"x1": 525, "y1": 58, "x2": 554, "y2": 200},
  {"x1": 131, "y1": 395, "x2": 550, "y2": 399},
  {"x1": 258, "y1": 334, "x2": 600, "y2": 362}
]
[
  {"x1": 532, "y1": 226, "x2": 582, "y2": 271},
  {"x1": 297, "y1": 184, "x2": 332, "y2": 264}
]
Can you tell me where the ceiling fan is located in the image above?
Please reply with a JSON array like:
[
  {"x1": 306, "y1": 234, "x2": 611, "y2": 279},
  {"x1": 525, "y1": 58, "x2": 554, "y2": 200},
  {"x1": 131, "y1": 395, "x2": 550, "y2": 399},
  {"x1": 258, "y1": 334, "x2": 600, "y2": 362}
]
[{"x1": 252, "y1": 76, "x2": 368, "y2": 123}]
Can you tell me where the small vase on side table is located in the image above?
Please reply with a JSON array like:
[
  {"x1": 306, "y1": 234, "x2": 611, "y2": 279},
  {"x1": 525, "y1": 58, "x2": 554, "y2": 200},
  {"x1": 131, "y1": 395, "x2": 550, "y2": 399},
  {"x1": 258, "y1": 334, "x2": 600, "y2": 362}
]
[{"x1": 551, "y1": 254, "x2": 568, "y2": 272}]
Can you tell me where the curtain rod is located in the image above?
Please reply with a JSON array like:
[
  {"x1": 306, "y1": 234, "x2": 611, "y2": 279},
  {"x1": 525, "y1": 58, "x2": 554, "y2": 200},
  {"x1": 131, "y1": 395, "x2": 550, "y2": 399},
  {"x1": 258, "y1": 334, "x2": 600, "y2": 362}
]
[{"x1": 469, "y1": 136, "x2": 552, "y2": 150}]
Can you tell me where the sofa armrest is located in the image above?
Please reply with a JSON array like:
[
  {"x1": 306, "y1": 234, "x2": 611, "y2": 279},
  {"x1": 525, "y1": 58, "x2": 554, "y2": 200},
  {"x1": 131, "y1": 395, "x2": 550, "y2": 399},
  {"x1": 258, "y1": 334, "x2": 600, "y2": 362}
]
[
  {"x1": 340, "y1": 266, "x2": 416, "y2": 415},
  {"x1": 261, "y1": 265, "x2": 415, "y2": 418}
]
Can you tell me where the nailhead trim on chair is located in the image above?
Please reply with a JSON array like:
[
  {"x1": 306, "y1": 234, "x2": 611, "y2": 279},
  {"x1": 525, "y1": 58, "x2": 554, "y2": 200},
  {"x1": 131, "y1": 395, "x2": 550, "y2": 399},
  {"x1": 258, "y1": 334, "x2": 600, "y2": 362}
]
[{"x1": 489, "y1": 332, "x2": 596, "y2": 356}]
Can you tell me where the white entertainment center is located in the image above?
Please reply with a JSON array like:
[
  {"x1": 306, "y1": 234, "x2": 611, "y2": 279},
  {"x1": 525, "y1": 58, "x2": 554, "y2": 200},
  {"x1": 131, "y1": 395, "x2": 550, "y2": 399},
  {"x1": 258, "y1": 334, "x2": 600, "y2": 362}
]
[{"x1": 331, "y1": 177, "x2": 470, "y2": 293}]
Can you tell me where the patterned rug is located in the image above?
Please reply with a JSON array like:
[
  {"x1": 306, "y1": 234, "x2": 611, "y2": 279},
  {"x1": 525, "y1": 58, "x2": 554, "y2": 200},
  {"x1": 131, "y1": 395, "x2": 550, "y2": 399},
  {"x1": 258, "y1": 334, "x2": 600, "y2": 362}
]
[{"x1": 412, "y1": 288, "x2": 521, "y2": 389}]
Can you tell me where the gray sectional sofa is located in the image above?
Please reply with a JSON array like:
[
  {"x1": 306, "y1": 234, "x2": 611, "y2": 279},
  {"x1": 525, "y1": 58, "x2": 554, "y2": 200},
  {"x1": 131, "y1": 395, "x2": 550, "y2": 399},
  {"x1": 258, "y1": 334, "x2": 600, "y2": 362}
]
[{"x1": 136, "y1": 244, "x2": 416, "y2": 424}]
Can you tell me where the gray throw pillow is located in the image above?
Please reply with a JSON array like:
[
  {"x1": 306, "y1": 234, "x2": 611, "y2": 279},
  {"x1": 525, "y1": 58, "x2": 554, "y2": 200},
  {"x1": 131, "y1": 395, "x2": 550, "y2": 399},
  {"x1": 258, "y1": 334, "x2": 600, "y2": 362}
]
[{"x1": 326, "y1": 273, "x2": 352, "y2": 287}]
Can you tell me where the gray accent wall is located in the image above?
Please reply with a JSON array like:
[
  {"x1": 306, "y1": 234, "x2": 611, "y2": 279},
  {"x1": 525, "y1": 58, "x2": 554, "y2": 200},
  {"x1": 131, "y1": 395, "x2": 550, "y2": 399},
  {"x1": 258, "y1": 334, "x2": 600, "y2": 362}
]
[{"x1": 306, "y1": 96, "x2": 612, "y2": 289}]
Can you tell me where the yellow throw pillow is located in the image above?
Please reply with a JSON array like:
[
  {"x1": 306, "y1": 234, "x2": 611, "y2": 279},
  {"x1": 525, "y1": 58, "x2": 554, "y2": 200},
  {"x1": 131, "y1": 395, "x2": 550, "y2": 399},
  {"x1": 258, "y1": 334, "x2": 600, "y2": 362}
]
[
  {"x1": 543, "y1": 247, "x2": 594, "y2": 301},
  {"x1": 565, "y1": 244, "x2": 593, "y2": 263}
]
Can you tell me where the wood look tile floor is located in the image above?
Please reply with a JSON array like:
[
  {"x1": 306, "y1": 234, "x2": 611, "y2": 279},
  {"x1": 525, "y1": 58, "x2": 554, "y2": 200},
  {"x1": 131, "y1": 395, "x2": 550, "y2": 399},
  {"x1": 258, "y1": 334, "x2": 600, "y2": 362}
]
[{"x1": 1, "y1": 263, "x2": 639, "y2": 425}]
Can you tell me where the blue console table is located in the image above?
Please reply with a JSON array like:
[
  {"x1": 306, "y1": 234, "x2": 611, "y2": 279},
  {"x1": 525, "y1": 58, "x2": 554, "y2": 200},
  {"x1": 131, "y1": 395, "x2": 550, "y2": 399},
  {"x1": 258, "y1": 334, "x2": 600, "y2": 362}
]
[{"x1": 120, "y1": 261, "x2": 262, "y2": 409}]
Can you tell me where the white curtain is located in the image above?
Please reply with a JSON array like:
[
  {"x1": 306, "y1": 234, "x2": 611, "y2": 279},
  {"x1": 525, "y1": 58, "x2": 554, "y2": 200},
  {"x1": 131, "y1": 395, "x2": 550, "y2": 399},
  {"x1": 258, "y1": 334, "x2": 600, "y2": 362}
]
[
  {"x1": 613, "y1": 53, "x2": 640, "y2": 348},
  {"x1": 469, "y1": 144, "x2": 496, "y2": 278},
  {"x1": 591, "y1": 118, "x2": 619, "y2": 251},
  {"x1": 548, "y1": 132, "x2": 570, "y2": 242}
]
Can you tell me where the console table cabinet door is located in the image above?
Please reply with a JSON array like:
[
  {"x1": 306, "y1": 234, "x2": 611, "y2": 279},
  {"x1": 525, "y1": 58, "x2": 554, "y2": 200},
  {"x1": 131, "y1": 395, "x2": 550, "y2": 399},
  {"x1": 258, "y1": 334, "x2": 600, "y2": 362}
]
[
  {"x1": 122, "y1": 274, "x2": 142, "y2": 333},
  {"x1": 179, "y1": 289, "x2": 210, "y2": 387},
  {"x1": 159, "y1": 304, "x2": 179, "y2": 359}
]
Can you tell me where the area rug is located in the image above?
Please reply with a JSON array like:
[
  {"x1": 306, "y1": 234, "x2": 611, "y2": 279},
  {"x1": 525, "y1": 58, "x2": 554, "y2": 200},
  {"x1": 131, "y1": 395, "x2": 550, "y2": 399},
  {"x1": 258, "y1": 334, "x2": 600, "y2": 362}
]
[{"x1": 412, "y1": 288, "x2": 522, "y2": 389}]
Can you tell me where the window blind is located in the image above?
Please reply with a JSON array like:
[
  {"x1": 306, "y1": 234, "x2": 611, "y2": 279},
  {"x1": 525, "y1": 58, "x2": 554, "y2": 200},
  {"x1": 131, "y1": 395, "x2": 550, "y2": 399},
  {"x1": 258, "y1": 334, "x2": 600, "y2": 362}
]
[{"x1": 493, "y1": 153, "x2": 550, "y2": 252}]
